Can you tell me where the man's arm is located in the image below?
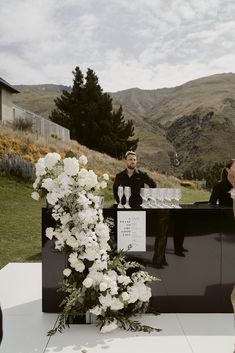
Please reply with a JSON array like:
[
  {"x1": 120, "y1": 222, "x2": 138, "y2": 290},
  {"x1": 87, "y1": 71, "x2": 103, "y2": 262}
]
[{"x1": 143, "y1": 172, "x2": 156, "y2": 188}]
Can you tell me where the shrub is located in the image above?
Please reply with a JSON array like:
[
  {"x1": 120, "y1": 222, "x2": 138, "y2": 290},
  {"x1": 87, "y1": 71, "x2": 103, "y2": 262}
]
[
  {"x1": 0, "y1": 154, "x2": 35, "y2": 182},
  {"x1": 12, "y1": 118, "x2": 33, "y2": 132},
  {"x1": 180, "y1": 179, "x2": 197, "y2": 189}
]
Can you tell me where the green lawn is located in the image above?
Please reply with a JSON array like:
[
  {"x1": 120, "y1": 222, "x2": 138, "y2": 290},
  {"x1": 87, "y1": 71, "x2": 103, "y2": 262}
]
[
  {"x1": 0, "y1": 176, "x2": 210, "y2": 269},
  {"x1": 0, "y1": 176, "x2": 44, "y2": 269}
]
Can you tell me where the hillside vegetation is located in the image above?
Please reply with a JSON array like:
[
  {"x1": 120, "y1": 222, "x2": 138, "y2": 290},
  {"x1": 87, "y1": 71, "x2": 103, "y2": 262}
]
[{"x1": 14, "y1": 73, "x2": 235, "y2": 176}]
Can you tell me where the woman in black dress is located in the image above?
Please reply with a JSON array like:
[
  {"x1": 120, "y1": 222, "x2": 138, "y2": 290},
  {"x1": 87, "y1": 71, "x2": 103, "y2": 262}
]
[{"x1": 209, "y1": 159, "x2": 235, "y2": 206}]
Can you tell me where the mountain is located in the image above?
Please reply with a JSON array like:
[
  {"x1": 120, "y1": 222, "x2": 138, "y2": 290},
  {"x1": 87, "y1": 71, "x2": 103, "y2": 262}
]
[
  {"x1": 12, "y1": 73, "x2": 235, "y2": 177},
  {"x1": 13, "y1": 84, "x2": 71, "y2": 118}
]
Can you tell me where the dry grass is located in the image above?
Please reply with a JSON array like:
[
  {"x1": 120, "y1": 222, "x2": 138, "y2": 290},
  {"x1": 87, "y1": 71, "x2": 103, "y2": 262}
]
[{"x1": 0, "y1": 124, "x2": 181, "y2": 187}]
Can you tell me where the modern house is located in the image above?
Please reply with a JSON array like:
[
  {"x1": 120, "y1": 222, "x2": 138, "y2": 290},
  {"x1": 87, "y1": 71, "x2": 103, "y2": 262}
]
[{"x1": 0, "y1": 77, "x2": 70, "y2": 142}]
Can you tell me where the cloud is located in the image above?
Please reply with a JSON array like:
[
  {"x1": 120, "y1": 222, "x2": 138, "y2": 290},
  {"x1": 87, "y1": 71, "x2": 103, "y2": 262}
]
[{"x1": 0, "y1": 0, "x2": 235, "y2": 91}]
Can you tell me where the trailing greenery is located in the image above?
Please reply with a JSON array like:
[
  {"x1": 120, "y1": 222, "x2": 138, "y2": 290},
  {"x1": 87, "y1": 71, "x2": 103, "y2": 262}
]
[
  {"x1": 49, "y1": 66, "x2": 138, "y2": 159},
  {"x1": 48, "y1": 252, "x2": 161, "y2": 336}
]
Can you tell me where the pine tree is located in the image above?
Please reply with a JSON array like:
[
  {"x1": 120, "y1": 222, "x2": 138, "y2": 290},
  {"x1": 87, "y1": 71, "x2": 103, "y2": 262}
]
[{"x1": 50, "y1": 66, "x2": 138, "y2": 158}]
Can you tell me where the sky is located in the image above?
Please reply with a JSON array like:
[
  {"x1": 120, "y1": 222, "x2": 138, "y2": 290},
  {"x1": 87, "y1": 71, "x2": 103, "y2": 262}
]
[{"x1": 1, "y1": 0, "x2": 235, "y2": 92}]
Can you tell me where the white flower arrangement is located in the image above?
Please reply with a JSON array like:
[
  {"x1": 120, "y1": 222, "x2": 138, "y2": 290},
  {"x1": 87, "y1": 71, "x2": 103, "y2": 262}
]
[{"x1": 32, "y1": 152, "x2": 160, "y2": 335}]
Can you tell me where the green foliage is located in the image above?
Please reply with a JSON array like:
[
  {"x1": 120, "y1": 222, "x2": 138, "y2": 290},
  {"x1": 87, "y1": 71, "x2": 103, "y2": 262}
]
[{"x1": 50, "y1": 66, "x2": 138, "y2": 159}]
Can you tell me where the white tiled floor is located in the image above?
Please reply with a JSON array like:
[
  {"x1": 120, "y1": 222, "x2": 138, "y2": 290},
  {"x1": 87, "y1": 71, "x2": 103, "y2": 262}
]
[{"x1": 0, "y1": 263, "x2": 234, "y2": 353}]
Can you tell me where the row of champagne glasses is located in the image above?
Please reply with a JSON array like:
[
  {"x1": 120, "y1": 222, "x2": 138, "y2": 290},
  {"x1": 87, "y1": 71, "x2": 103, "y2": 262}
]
[
  {"x1": 140, "y1": 188, "x2": 182, "y2": 208},
  {"x1": 117, "y1": 186, "x2": 182, "y2": 209}
]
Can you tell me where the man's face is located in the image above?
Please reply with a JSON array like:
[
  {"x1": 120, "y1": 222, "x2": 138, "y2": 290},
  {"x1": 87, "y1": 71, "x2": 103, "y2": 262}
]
[{"x1": 125, "y1": 154, "x2": 137, "y2": 170}]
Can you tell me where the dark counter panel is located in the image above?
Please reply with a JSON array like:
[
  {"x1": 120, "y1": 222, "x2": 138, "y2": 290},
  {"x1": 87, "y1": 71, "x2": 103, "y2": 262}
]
[{"x1": 42, "y1": 207, "x2": 235, "y2": 313}]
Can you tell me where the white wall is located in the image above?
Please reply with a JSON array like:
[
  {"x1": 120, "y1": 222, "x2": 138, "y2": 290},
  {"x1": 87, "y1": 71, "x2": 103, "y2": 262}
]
[{"x1": 0, "y1": 88, "x2": 14, "y2": 122}]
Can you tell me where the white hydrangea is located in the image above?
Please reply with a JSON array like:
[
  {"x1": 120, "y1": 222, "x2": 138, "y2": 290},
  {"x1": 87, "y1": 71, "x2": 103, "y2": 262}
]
[
  {"x1": 45, "y1": 227, "x2": 54, "y2": 240},
  {"x1": 84, "y1": 170, "x2": 98, "y2": 190},
  {"x1": 31, "y1": 191, "x2": 40, "y2": 201},
  {"x1": 121, "y1": 292, "x2": 130, "y2": 302},
  {"x1": 78, "y1": 155, "x2": 88, "y2": 165},
  {"x1": 100, "y1": 181, "x2": 107, "y2": 189},
  {"x1": 46, "y1": 192, "x2": 59, "y2": 206},
  {"x1": 118, "y1": 275, "x2": 132, "y2": 286},
  {"x1": 83, "y1": 277, "x2": 93, "y2": 288},
  {"x1": 63, "y1": 268, "x2": 72, "y2": 277},
  {"x1": 33, "y1": 177, "x2": 40, "y2": 189},
  {"x1": 63, "y1": 157, "x2": 80, "y2": 176},
  {"x1": 42, "y1": 178, "x2": 55, "y2": 192},
  {"x1": 44, "y1": 153, "x2": 61, "y2": 170},
  {"x1": 99, "y1": 282, "x2": 108, "y2": 292},
  {"x1": 99, "y1": 293, "x2": 124, "y2": 310},
  {"x1": 95, "y1": 223, "x2": 109, "y2": 238},
  {"x1": 66, "y1": 236, "x2": 79, "y2": 249},
  {"x1": 102, "y1": 173, "x2": 109, "y2": 181},
  {"x1": 35, "y1": 158, "x2": 46, "y2": 177}
]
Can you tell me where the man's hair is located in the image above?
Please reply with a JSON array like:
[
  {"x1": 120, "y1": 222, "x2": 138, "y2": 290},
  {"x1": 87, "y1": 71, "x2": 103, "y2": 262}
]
[{"x1": 125, "y1": 151, "x2": 136, "y2": 159}]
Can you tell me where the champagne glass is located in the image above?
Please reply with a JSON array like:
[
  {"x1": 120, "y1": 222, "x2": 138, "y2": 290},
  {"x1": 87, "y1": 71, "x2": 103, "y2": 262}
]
[
  {"x1": 149, "y1": 188, "x2": 157, "y2": 208},
  {"x1": 140, "y1": 188, "x2": 148, "y2": 208},
  {"x1": 124, "y1": 186, "x2": 131, "y2": 208},
  {"x1": 174, "y1": 188, "x2": 182, "y2": 208},
  {"x1": 117, "y1": 186, "x2": 124, "y2": 208}
]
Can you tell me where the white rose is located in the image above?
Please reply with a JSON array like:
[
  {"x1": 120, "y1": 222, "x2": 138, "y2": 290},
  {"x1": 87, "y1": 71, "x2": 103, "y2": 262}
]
[
  {"x1": 75, "y1": 259, "x2": 85, "y2": 272},
  {"x1": 99, "y1": 282, "x2": 108, "y2": 292},
  {"x1": 90, "y1": 305, "x2": 102, "y2": 316},
  {"x1": 33, "y1": 177, "x2": 40, "y2": 189},
  {"x1": 46, "y1": 192, "x2": 58, "y2": 205},
  {"x1": 83, "y1": 277, "x2": 93, "y2": 288},
  {"x1": 102, "y1": 173, "x2": 109, "y2": 181},
  {"x1": 35, "y1": 158, "x2": 46, "y2": 177},
  {"x1": 100, "y1": 181, "x2": 107, "y2": 189},
  {"x1": 44, "y1": 153, "x2": 61, "y2": 170},
  {"x1": 31, "y1": 191, "x2": 40, "y2": 200},
  {"x1": 63, "y1": 157, "x2": 79, "y2": 176},
  {"x1": 78, "y1": 155, "x2": 88, "y2": 165},
  {"x1": 45, "y1": 227, "x2": 54, "y2": 240},
  {"x1": 121, "y1": 292, "x2": 130, "y2": 301},
  {"x1": 118, "y1": 275, "x2": 131, "y2": 285},
  {"x1": 63, "y1": 268, "x2": 72, "y2": 277},
  {"x1": 42, "y1": 178, "x2": 55, "y2": 192},
  {"x1": 66, "y1": 236, "x2": 79, "y2": 249}
]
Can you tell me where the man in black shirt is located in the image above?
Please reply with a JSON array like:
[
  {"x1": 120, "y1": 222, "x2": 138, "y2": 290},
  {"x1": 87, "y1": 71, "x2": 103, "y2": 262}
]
[
  {"x1": 113, "y1": 151, "x2": 168, "y2": 268},
  {"x1": 113, "y1": 151, "x2": 156, "y2": 208}
]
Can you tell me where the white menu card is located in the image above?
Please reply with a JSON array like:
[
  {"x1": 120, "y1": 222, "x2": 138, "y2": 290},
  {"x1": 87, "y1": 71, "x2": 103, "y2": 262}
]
[{"x1": 117, "y1": 211, "x2": 146, "y2": 252}]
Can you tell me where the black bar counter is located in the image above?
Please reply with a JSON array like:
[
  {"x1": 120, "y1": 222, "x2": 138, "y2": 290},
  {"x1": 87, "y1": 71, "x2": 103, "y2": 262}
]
[{"x1": 42, "y1": 205, "x2": 235, "y2": 313}]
